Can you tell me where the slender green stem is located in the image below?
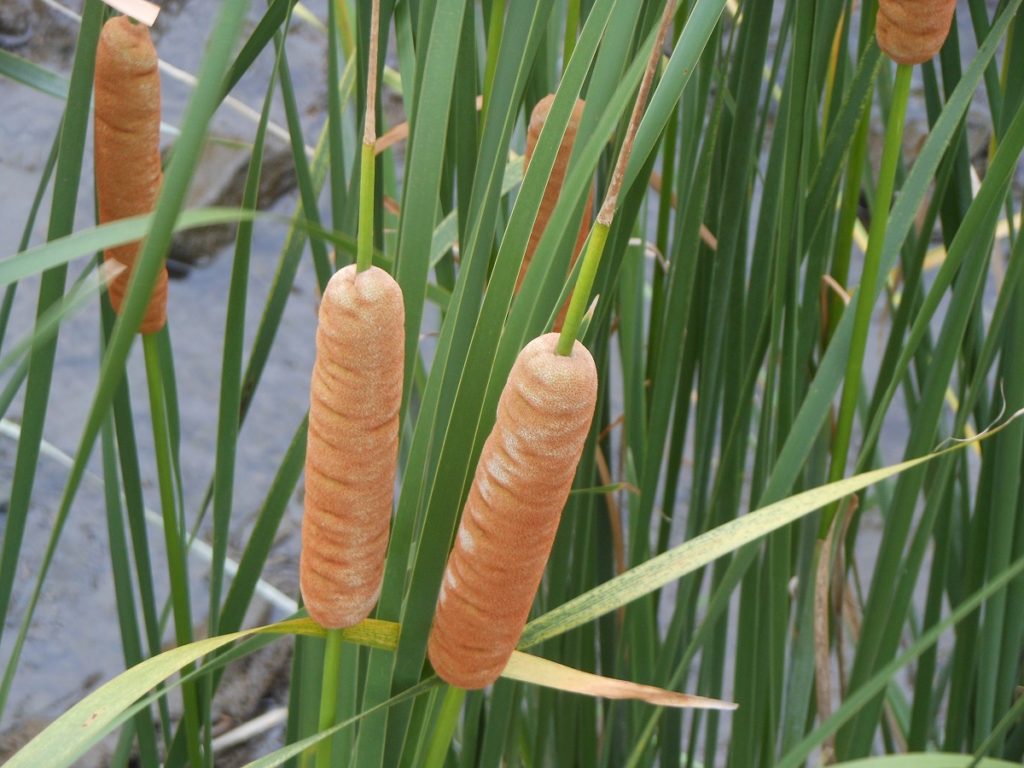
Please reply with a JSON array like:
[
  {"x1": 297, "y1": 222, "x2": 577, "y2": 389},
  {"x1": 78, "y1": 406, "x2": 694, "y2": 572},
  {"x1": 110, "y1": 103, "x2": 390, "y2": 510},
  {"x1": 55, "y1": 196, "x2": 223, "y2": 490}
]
[
  {"x1": 822, "y1": 62, "x2": 913, "y2": 536},
  {"x1": 143, "y1": 333, "x2": 203, "y2": 768},
  {"x1": 556, "y1": 0, "x2": 674, "y2": 357},
  {"x1": 556, "y1": 222, "x2": 610, "y2": 355},
  {"x1": 357, "y1": 0, "x2": 380, "y2": 274},
  {"x1": 827, "y1": 100, "x2": 872, "y2": 342},
  {"x1": 423, "y1": 685, "x2": 467, "y2": 768},
  {"x1": 314, "y1": 629, "x2": 345, "y2": 768},
  {"x1": 313, "y1": 0, "x2": 374, "y2": 760},
  {"x1": 357, "y1": 141, "x2": 375, "y2": 272},
  {"x1": 143, "y1": 335, "x2": 190, "y2": 640}
]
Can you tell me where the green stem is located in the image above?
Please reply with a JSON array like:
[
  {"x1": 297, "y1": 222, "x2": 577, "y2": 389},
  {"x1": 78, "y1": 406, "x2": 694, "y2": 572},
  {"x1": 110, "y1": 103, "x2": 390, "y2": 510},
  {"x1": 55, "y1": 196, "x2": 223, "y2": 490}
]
[
  {"x1": 357, "y1": 0, "x2": 379, "y2": 273},
  {"x1": 423, "y1": 685, "x2": 467, "y2": 768},
  {"x1": 827, "y1": 96, "x2": 872, "y2": 342},
  {"x1": 315, "y1": 629, "x2": 344, "y2": 768},
  {"x1": 822, "y1": 62, "x2": 913, "y2": 536},
  {"x1": 556, "y1": 0, "x2": 674, "y2": 357},
  {"x1": 142, "y1": 333, "x2": 203, "y2": 768},
  {"x1": 357, "y1": 140, "x2": 375, "y2": 272},
  {"x1": 556, "y1": 222, "x2": 610, "y2": 355}
]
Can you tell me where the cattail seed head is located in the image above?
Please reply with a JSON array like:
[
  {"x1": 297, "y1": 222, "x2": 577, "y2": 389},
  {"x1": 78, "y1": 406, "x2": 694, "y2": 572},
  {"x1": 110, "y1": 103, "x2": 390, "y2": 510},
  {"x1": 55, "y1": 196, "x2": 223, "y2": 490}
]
[
  {"x1": 427, "y1": 333, "x2": 598, "y2": 689},
  {"x1": 518, "y1": 95, "x2": 593, "y2": 324},
  {"x1": 876, "y1": 0, "x2": 957, "y2": 65},
  {"x1": 94, "y1": 16, "x2": 168, "y2": 334},
  {"x1": 300, "y1": 265, "x2": 405, "y2": 629}
]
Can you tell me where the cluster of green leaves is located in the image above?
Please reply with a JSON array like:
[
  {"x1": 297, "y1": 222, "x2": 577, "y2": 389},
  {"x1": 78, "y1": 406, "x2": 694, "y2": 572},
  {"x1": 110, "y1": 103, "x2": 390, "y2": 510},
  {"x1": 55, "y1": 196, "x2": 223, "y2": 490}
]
[{"x1": 0, "y1": 0, "x2": 1023, "y2": 766}]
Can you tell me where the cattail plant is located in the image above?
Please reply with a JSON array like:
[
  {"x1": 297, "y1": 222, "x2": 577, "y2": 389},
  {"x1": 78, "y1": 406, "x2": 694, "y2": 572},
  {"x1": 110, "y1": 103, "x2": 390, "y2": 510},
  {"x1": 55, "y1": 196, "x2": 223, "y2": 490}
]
[
  {"x1": 816, "y1": 0, "x2": 960, "y2": 749},
  {"x1": 93, "y1": 14, "x2": 167, "y2": 335},
  {"x1": 825, "y1": 0, "x2": 959, "y2": 514},
  {"x1": 427, "y1": 0, "x2": 675, "y2": 693},
  {"x1": 299, "y1": 264, "x2": 404, "y2": 628},
  {"x1": 517, "y1": 94, "x2": 593, "y2": 328},
  {"x1": 875, "y1": 0, "x2": 958, "y2": 65},
  {"x1": 15, "y1": 0, "x2": 1024, "y2": 763},
  {"x1": 427, "y1": 333, "x2": 597, "y2": 688},
  {"x1": 299, "y1": 0, "x2": 403, "y2": 764},
  {"x1": 94, "y1": 14, "x2": 206, "y2": 767}
]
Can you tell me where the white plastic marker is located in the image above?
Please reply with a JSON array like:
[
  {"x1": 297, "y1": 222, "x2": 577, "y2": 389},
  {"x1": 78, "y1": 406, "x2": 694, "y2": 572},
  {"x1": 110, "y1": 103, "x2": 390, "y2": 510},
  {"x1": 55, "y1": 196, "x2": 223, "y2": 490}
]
[{"x1": 101, "y1": 0, "x2": 160, "y2": 27}]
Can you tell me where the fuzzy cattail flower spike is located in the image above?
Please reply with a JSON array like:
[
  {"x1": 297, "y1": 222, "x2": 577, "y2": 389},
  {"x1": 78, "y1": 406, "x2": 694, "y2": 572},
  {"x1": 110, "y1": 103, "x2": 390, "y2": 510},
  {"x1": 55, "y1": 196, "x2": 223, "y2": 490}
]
[
  {"x1": 427, "y1": 333, "x2": 597, "y2": 688},
  {"x1": 517, "y1": 95, "x2": 594, "y2": 327},
  {"x1": 94, "y1": 15, "x2": 167, "y2": 334},
  {"x1": 875, "y1": 0, "x2": 957, "y2": 65},
  {"x1": 299, "y1": 264, "x2": 405, "y2": 629}
]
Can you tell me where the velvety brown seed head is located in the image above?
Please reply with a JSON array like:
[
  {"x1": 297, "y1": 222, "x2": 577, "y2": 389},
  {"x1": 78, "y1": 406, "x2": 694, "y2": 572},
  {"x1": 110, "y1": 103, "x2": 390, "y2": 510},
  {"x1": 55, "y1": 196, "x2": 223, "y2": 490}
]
[
  {"x1": 300, "y1": 265, "x2": 405, "y2": 629},
  {"x1": 427, "y1": 333, "x2": 598, "y2": 689},
  {"x1": 94, "y1": 16, "x2": 167, "y2": 334},
  {"x1": 876, "y1": 0, "x2": 957, "y2": 65},
  {"x1": 517, "y1": 95, "x2": 593, "y2": 324}
]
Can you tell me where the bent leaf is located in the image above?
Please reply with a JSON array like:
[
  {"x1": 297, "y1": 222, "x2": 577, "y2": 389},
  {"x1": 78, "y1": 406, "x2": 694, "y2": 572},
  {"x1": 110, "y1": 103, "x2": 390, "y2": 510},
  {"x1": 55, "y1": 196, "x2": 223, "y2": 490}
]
[
  {"x1": 10, "y1": 610, "x2": 732, "y2": 768},
  {"x1": 502, "y1": 650, "x2": 735, "y2": 710},
  {"x1": 5, "y1": 627, "x2": 254, "y2": 768},
  {"x1": 17, "y1": 409, "x2": 1021, "y2": 767},
  {"x1": 0, "y1": 207, "x2": 259, "y2": 287},
  {"x1": 0, "y1": 261, "x2": 118, "y2": 376},
  {"x1": 520, "y1": 413, "x2": 1024, "y2": 648},
  {"x1": 0, "y1": 50, "x2": 69, "y2": 100}
]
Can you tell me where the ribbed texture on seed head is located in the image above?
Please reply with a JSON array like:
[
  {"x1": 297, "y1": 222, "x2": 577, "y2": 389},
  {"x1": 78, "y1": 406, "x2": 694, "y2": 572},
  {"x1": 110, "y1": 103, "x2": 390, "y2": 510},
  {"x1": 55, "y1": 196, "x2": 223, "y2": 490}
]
[
  {"x1": 517, "y1": 95, "x2": 593, "y2": 328},
  {"x1": 300, "y1": 265, "x2": 405, "y2": 629},
  {"x1": 94, "y1": 16, "x2": 167, "y2": 335},
  {"x1": 876, "y1": 0, "x2": 957, "y2": 65},
  {"x1": 427, "y1": 333, "x2": 598, "y2": 689}
]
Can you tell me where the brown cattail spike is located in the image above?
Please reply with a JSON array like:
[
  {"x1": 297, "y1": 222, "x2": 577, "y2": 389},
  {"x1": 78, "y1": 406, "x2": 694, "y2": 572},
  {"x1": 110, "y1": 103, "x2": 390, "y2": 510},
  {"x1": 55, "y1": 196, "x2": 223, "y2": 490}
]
[
  {"x1": 94, "y1": 16, "x2": 168, "y2": 334},
  {"x1": 427, "y1": 333, "x2": 598, "y2": 689},
  {"x1": 876, "y1": 0, "x2": 957, "y2": 65},
  {"x1": 300, "y1": 265, "x2": 405, "y2": 629},
  {"x1": 517, "y1": 95, "x2": 593, "y2": 321}
]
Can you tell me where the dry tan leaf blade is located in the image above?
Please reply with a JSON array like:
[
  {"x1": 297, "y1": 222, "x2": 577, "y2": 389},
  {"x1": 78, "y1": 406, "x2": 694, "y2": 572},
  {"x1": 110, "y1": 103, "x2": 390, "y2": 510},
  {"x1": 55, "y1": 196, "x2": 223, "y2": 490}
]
[{"x1": 502, "y1": 650, "x2": 737, "y2": 710}]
